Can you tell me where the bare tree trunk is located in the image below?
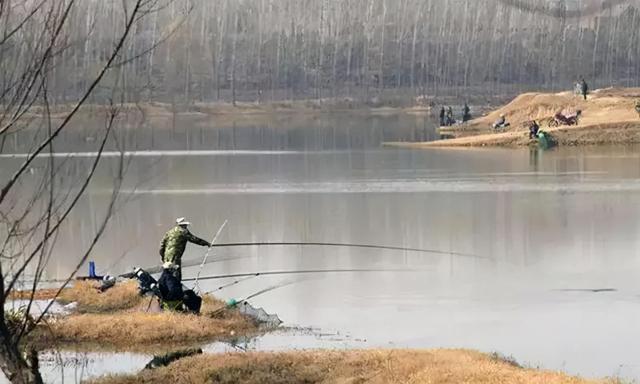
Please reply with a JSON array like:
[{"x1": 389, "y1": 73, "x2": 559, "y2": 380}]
[
  {"x1": 231, "y1": 9, "x2": 238, "y2": 106},
  {"x1": 378, "y1": 0, "x2": 387, "y2": 91},
  {"x1": 0, "y1": 1, "x2": 181, "y2": 382}
]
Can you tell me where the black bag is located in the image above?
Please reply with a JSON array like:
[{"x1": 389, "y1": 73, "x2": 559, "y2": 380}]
[
  {"x1": 183, "y1": 290, "x2": 202, "y2": 314},
  {"x1": 158, "y1": 270, "x2": 184, "y2": 302}
]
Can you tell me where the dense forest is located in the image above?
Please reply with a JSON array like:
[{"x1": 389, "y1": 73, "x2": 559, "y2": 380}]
[{"x1": 4, "y1": 0, "x2": 640, "y2": 105}]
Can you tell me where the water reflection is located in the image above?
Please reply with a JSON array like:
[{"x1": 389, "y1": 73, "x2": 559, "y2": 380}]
[
  {"x1": 1, "y1": 113, "x2": 438, "y2": 154},
  {"x1": 3, "y1": 117, "x2": 640, "y2": 380},
  {"x1": 37, "y1": 350, "x2": 151, "y2": 384}
]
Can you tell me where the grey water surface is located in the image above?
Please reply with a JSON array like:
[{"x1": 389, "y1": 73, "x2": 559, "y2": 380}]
[{"x1": 3, "y1": 113, "x2": 640, "y2": 381}]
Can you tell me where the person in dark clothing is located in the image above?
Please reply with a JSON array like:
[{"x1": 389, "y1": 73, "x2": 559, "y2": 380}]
[
  {"x1": 446, "y1": 106, "x2": 454, "y2": 125},
  {"x1": 635, "y1": 99, "x2": 640, "y2": 118},
  {"x1": 580, "y1": 78, "x2": 588, "y2": 100},
  {"x1": 439, "y1": 107, "x2": 446, "y2": 126},
  {"x1": 528, "y1": 120, "x2": 540, "y2": 139},
  {"x1": 462, "y1": 103, "x2": 472, "y2": 122}
]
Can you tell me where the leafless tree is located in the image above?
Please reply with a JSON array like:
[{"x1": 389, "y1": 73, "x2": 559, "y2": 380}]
[
  {"x1": 0, "y1": 1, "x2": 184, "y2": 383},
  {"x1": 3, "y1": 0, "x2": 640, "y2": 108}
]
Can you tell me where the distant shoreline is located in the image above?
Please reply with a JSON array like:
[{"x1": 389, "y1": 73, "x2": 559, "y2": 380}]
[
  {"x1": 14, "y1": 100, "x2": 431, "y2": 119},
  {"x1": 386, "y1": 87, "x2": 640, "y2": 148},
  {"x1": 8, "y1": 101, "x2": 434, "y2": 129}
]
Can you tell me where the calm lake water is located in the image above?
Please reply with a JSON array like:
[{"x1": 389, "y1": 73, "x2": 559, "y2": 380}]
[{"x1": 3, "y1": 112, "x2": 640, "y2": 381}]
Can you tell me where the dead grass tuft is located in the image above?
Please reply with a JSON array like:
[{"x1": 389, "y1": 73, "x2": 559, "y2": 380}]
[
  {"x1": 7, "y1": 287, "x2": 69, "y2": 301},
  {"x1": 208, "y1": 358, "x2": 325, "y2": 384},
  {"x1": 92, "y1": 350, "x2": 617, "y2": 384},
  {"x1": 56, "y1": 281, "x2": 143, "y2": 313},
  {"x1": 33, "y1": 293, "x2": 254, "y2": 350}
]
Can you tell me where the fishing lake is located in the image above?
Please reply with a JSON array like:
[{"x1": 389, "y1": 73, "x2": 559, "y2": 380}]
[{"x1": 2, "y1": 112, "x2": 640, "y2": 381}]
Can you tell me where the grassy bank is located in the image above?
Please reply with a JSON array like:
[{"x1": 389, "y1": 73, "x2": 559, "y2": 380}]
[
  {"x1": 24, "y1": 281, "x2": 257, "y2": 350},
  {"x1": 92, "y1": 349, "x2": 617, "y2": 384},
  {"x1": 387, "y1": 87, "x2": 640, "y2": 148}
]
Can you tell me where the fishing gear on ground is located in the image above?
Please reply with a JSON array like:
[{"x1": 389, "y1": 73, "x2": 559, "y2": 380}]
[{"x1": 128, "y1": 266, "x2": 202, "y2": 314}]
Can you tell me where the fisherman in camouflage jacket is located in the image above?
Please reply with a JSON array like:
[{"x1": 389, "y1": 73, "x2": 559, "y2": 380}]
[{"x1": 159, "y1": 218, "x2": 210, "y2": 282}]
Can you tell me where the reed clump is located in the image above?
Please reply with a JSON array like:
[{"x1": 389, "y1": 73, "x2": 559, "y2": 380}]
[{"x1": 7, "y1": 287, "x2": 69, "y2": 301}]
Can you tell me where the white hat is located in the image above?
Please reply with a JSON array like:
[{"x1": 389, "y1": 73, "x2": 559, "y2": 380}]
[
  {"x1": 176, "y1": 217, "x2": 191, "y2": 226},
  {"x1": 162, "y1": 261, "x2": 178, "y2": 270}
]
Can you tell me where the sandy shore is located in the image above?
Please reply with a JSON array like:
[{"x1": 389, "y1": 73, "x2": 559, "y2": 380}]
[{"x1": 386, "y1": 87, "x2": 640, "y2": 148}]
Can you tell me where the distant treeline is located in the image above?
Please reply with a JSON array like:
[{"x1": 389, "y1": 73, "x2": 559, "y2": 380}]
[{"x1": 5, "y1": 0, "x2": 640, "y2": 105}]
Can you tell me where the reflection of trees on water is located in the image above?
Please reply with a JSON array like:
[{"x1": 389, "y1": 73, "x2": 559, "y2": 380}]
[{"x1": 497, "y1": 0, "x2": 638, "y2": 18}]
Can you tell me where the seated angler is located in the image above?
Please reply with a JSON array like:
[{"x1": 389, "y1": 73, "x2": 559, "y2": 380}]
[
  {"x1": 493, "y1": 114, "x2": 510, "y2": 130},
  {"x1": 528, "y1": 120, "x2": 540, "y2": 139}
]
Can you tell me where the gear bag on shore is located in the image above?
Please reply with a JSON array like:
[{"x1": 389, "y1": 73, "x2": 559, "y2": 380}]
[{"x1": 131, "y1": 268, "x2": 201, "y2": 314}]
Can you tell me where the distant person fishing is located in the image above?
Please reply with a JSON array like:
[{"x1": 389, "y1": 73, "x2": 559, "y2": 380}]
[
  {"x1": 493, "y1": 114, "x2": 510, "y2": 130},
  {"x1": 462, "y1": 103, "x2": 472, "y2": 122},
  {"x1": 528, "y1": 120, "x2": 540, "y2": 139},
  {"x1": 439, "y1": 106, "x2": 456, "y2": 126},
  {"x1": 580, "y1": 78, "x2": 589, "y2": 100}
]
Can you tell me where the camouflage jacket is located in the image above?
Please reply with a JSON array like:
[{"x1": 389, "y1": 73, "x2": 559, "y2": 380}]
[{"x1": 159, "y1": 226, "x2": 210, "y2": 266}]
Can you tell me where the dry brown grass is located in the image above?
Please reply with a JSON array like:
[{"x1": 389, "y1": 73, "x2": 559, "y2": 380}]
[
  {"x1": 56, "y1": 281, "x2": 143, "y2": 313},
  {"x1": 37, "y1": 310, "x2": 254, "y2": 350},
  {"x1": 92, "y1": 349, "x2": 619, "y2": 384},
  {"x1": 7, "y1": 287, "x2": 69, "y2": 301},
  {"x1": 31, "y1": 290, "x2": 256, "y2": 350}
]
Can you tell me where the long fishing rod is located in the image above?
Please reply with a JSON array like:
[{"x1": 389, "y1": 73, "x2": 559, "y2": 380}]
[
  {"x1": 123, "y1": 242, "x2": 486, "y2": 278},
  {"x1": 183, "y1": 267, "x2": 428, "y2": 282},
  {"x1": 207, "y1": 275, "x2": 259, "y2": 294},
  {"x1": 206, "y1": 242, "x2": 486, "y2": 259}
]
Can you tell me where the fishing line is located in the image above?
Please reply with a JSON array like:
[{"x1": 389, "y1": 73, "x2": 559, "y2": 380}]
[
  {"x1": 552, "y1": 288, "x2": 617, "y2": 293},
  {"x1": 206, "y1": 275, "x2": 260, "y2": 294},
  {"x1": 128, "y1": 242, "x2": 485, "y2": 278},
  {"x1": 207, "y1": 242, "x2": 486, "y2": 259},
  {"x1": 210, "y1": 280, "x2": 297, "y2": 317},
  {"x1": 134, "y1": 253, "x2": 251, "y2": 276},
  {"x1": 183, "y1": 267, "x2": 428, "y2": 282}
]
